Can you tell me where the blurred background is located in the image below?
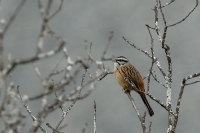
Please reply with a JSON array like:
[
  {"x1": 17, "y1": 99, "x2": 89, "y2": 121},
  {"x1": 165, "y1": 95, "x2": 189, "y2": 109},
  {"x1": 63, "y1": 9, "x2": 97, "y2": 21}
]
[{"x1": 0, "y1": 0, "x2": 200, "y2": 132}]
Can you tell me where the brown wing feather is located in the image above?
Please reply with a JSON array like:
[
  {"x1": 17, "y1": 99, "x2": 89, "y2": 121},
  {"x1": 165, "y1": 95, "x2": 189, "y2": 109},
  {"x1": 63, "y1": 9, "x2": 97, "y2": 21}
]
[{"x1": 120, "y1": 64, "x2": 145, "y2": 92}]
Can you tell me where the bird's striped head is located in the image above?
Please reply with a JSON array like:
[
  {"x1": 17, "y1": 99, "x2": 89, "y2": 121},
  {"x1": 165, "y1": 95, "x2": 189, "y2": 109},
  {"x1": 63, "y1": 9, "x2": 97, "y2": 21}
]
[
  {"x1": 113, "y1": 56, "x2": 129, "y2": 67},
  {"x1": 113, "y1": 56, "x2": 129, "y2": 70}
]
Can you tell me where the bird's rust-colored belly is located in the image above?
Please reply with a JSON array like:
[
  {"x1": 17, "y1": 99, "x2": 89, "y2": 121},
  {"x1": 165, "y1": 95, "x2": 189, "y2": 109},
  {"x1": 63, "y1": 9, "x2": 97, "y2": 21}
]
[{"x1": 114, "y1": 69, "x2": 132, "y2": 90}]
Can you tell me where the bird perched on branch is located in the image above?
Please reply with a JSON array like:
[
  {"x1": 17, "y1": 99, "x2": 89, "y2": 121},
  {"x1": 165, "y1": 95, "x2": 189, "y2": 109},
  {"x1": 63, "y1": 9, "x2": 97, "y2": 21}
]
[{"x1": 113, "y1": 56, "x2": 154, "y2": 116}]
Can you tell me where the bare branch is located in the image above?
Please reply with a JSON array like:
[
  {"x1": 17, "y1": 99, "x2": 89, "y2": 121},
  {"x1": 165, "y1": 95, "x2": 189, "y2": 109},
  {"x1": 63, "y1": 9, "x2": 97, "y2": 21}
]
[
  {"x1": 86, "y1": 42, "x2": 95, "y2": 62},
  {"x1": 152, "y1": 2, "x2": 160, "y2": 41},
  {"x1": 37, "y1": 0, "x2": 64, "y2": 53},
  {"x1": 29, "y1": 67, "x2": 98, "y2": 101},
  {"x1": 151, "y1": 73, "x2": 166, "y2": 88},
  {"x1": 146, "y1": 24, "x2": 155, "y2": 92},
  {"x1": 17, "y1": 86, "x2": 48, "y2": 133},
  {"x1": 53, "y1": 69, "x2": 87, "y2": 131},
  {"x1": 148, "y1": 122, "x2": 152, "y2": 133},
  {"x1": 145, "y1": 24, "x2": 156, "y2": 30},
  {"x1": 54, "y1": 91, "x2": 64, "y2": 113},
  {"x1": 46, "y1": 123, "x2": 63, "y2": 133},
  {"x1": 46, "y1": 23, "x2": 66, "y2": 43},
  {"x1": 37, "y1": 0, "x2": 44, "y2": 17},
  {"x1": 33, "y1": 63, "x2": 44, "y2": 82},
  {"x1": 172, "y1": 72, "x2": 200, "y2": 132},
  {"x1": 123, "y1": 36, "x2": 152, "y2": 59},
  {"x1": 2, "y1": 40, "x2": 65, "y2": 76},
  {"x1": 98, "y1": 71, "x2": 113, "y2": 80},
  {"x1": 0, "y1": 0, "x2": 27, "y2": 71},
  {"x1": 160, "y1": 0, "x2": 175, "y2": 8},
  {"x1": 47, "y1": 56, "x2": 65, "y2": 79},
  {"x1": 48, "y1": 0, "x2": 64, "y2": 20},
  {"x1": 125, "y1": 91, "x2": 147, "y2": 133},
  {"x1": 168, "y1": 0, "x2": 198, "y2": 27},
  {"x1": 66, "y1": 83, "x2": 96, "y2": 101},
  {"x1": 185, "y1": 80, "x2": 200, "y2": 86},
  {"x1": 94, "y1": 100, "x2": 96, "y2": 133},
  {"x1": 147, "y1": 93, "x2": 175, "y2": 116},
  {"x1": 158, "y1": 0, "x2": 167, "y2": 26},
  {"x1": 2, "y1": 0, "x2": 27, "y2": 35},
  {"x1": 45, "y1": 0, "x2": 53, "y2": 17},
  {"x1": 123, "y1": 36, "x2": 166, "y2": 77}
]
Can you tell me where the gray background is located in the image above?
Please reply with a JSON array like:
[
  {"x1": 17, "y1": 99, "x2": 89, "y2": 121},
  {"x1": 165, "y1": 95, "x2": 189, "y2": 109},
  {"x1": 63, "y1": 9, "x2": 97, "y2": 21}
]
[{"x1": 1, "y1": 0, "x2": 200, "y2": 132}]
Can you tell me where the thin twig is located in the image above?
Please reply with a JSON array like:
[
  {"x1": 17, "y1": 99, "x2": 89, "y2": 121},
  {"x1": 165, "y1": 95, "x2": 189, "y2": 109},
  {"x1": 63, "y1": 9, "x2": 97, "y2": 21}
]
[
  {"x1": 125, "y1": 91, "x2": 147, "y2": 133},
  {"x1": 151, "y1": 73, "x2": 166, "y2": 88},
  {"x1": 86, "y1": 42, "x2": 95, "y2": 62},
  {"x1": 29, "y1": 69, "x2": 98, "y2": 101},
  {"x1": 46, "y1": 123, "x2": 63, "y2": 133},
  {"x1": 160, "y1": 0, "x2": 175, "y2": 8},
  {"x1": 168, "y1": 0, "x2": 198, "y2": 27},
  {"x1": 0, "y1": 0, "x2": 27, "y2": 70},
  {"x1": 48, "y1": 0, "x2": 64, "y2": 19},
  {"x1": 54, "y1": 69, "x2": 87, "y2": 131},
  {"x1": 148, "y1": 122, "x2": 152, "y2": 133},
  {"x1": 33, "y1": 63, "x2": 44, "y2": 82},
  {"x1": 172, "y1": 72, "x2": 200, "y2": 133},
  {"x1": 185, "y1": 80, "x2": 200, "y2": 85},
  {"x1": 2, "y1": 0, "x2": 27, "y2": 34},
  {"x1": 17, "y1": 86, "x2": 48, "y2": 133},
  {"x1": 98, "y1": 71, "x2": 113, "y2": 80},
  {"x1": 123, "y1": 36, "x2": 152, "y2": 59},
  {"x1": 146, "y1": 24, "x2": 155, "y2": 92},
  {"x1": 2, "y1": 40, "x2": 65, "y2": 76},
  {"x1": 147, "y1": 93, "x2": 175, "y2": 116},
  {"x1": 123, "y1": 36, "x2": 166, "y2": 77},
  {"x1": 94, "y1": 100, "x2": 96, "y2": 133}
]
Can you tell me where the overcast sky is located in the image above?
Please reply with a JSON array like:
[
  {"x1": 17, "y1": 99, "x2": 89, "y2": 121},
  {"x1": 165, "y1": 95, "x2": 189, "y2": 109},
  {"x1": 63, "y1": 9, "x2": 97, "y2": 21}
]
[{"x1": 1, "y1": 0, "x2": 200, "y2": 132}]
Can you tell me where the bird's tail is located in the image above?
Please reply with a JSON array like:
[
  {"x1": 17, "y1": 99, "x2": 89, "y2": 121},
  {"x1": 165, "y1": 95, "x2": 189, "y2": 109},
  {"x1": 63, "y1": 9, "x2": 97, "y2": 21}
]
[{"x1": 140, "y1": 94, "x2": 154, "y2": 116}]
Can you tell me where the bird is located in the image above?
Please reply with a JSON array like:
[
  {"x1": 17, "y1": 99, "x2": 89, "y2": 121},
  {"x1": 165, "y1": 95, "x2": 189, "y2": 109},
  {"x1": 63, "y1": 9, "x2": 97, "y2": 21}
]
[{"x1": 113, "y1": 56, "x2": 154, "y2": 116}]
